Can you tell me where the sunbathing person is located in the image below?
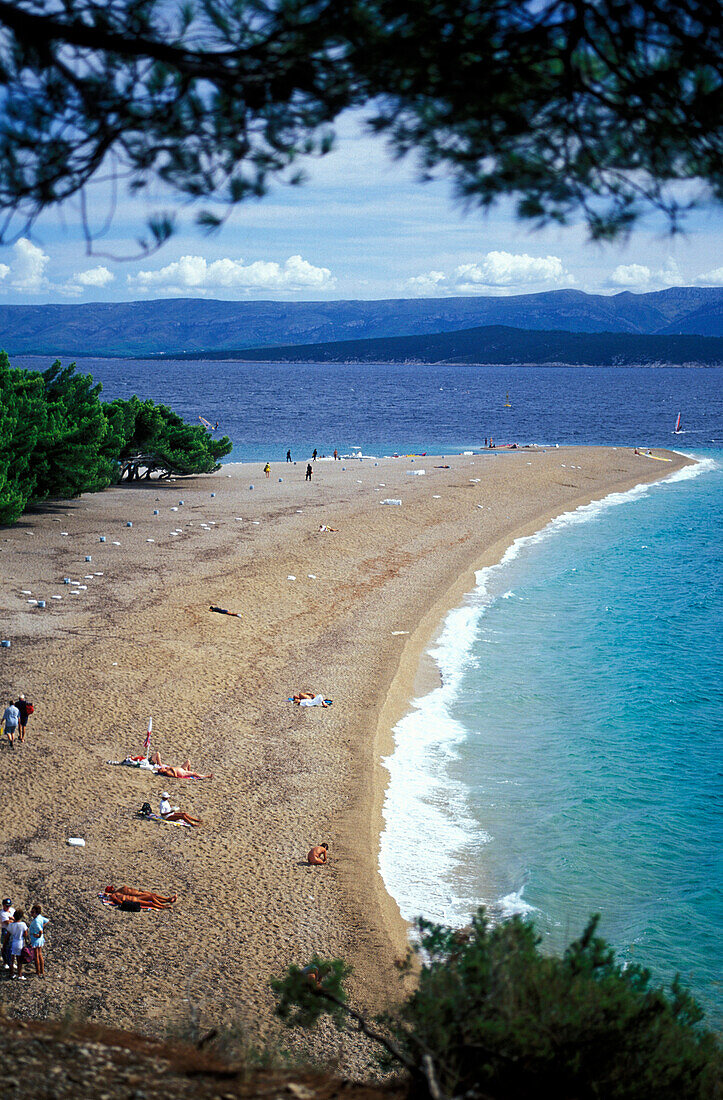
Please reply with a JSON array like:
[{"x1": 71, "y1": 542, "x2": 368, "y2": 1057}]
[
  {"x1": 291, "y1": 692, "x2": 329, "y2": 707},
  {"x1": 150, "y1": 752, "x2": 213, "y2": 780},
  {"x1": 307, "y1": 842, "x2": 329, "y2": 865},
  {"x1": 105, "y1": 885, "x2": 177, "y2": 909},
  {"x1": 209, "y1": 605, "x2": 242, "y2": 617},
  {"x1": 159, "y1": 792, "x2": 203, "y2": 826},
  {"x1": 318, "y1": 525, "x2": 337, "y2": 533}
]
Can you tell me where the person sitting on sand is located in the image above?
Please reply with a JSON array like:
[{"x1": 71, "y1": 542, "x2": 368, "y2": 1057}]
[
  {"x1": 318, "y1": 524, "x2": 337, "y2": 533},
  {"x1": 150, "y1": 752, "x2": 213, "y2": 780},
  {"x1": 209, "y1": 605, "x2": 242, "y2": 617},
  {"x1": 159, "y1": 792, "x2": 203, "y2": 826},
  {"x1": 307, "y1": 843, "x2": 329, "y2": 865},
  {"x1": 104, "y1": 885, "x2": 177, "y2": 909}
]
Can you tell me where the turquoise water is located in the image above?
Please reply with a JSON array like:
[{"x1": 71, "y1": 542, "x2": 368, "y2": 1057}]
[{"x1": 380, "y1": 454, "x2": 722, "y2": 1023}]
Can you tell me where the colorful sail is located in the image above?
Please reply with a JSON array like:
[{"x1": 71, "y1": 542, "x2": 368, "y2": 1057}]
[
  {"x1": 674, "y1": 412, "x2": 682, "y2": 433},
  {"x1": 199, "y1": 416, "x2": 213, "y2": 429}
]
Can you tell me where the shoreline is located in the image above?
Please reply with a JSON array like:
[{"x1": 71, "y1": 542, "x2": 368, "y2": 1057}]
[
  {"x1": 0, "y1": 446, "x2": 692, "y2": 1068},
  {"x1": 373, "y1": 454, "x2": 701, "y2": 932}
]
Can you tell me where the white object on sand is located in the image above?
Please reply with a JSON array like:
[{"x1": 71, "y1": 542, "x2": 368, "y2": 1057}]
[
  {"x1": 406, "y1": 469, "x2": 426, "y2": 475},
  {"x1": 391, "y1": 630, "x2": 409, "y2": 636},
  {"x1": 112, "y1": 541, "x2": 121, "y2": 546},
  {"x1": 308, "y1": 574, "x2": 316, "y2": 579},
  {"x1": 51, "y1": 595, "x2": 62, "y2": 600},
  {"x1": 171, "y1": 506, "x2": 178, "y2": 511},
  {"x1": 146, "y1": 538, "x2": 155, "y2": 543},
  {"x1": 299, "y1": 694, "x2": 327, "y2": 707},
  {"x1": 287, "y1": 575, "x2": 296, "y2": 581},
  {"x1": 21, "y1": 589, "x2": 32, "y2": 594},
  {"x1": 67, "y1": 838, "x2": 85, "y2": 847},
  {"x1": 381, "y1": 499, "x2": 402, "y2": 505}
]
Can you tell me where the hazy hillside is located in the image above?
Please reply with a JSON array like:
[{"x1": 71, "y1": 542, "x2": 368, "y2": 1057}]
[
  {"x1": 0, "y1": 286, "x2": 721, "y2": 356},
  {"x1": 222, "y1": 324, "x2": 723, "y2": 366}
]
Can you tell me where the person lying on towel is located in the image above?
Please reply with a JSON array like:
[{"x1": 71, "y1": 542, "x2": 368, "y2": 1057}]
[
  {"x1": 291, "y1": 692, "x2": 330, "y2": 707},
  {"x1": 104, "y1": 885, "x2": 176, "y2": 909},
  {"x1": 150, "y1": 752, "x2": 213, "y2": 780}
]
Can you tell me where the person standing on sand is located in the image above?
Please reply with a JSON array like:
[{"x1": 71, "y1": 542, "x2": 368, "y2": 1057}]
[
  {"x1": 286, "y1": 449, "x2": 292, "y2": 462},
  {"x1": 305, "y1": 463, "x2": 313, "y2": 481},
  {"x1": 312, "y1": 448, "x2": 317, "y2": 462},
  {"x1": 7, "y1": 908, "x2": 28, "y2": 979},
  {"x1": 15, "y1": 695, "x2": 32, "y2": 743},
  {"x1": 333, "y1": 448, "x2": 338, "y2": 460},
  {"x1": 307, "y1": 842, "x2": 328, "y2": 865},
  {"x1": 1, "y1": 897, "x2": 15, "y2": 968},
  {"x1": 28, "y1": 904, "x2": 49, "y2": 977},
  {"x1": 3, "y1": 700, "x2": 19, "y2": 747},
  {"x1": 264, "y1": 462, "x2": 271, "y2": 478}
]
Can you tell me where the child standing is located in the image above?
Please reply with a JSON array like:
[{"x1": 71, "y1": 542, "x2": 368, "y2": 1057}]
[{"x1": 28, "y1": 904, "x2": 49, "y2": 977}]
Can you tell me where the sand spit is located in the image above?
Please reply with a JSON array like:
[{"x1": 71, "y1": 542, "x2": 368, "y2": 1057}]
[{"x1": 0, "y1": 447, "x2": 691, "y2": 1067}]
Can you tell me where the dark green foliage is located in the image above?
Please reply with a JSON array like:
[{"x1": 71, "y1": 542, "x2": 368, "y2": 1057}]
[
  {"x1": 0, "y1": 354, "x2": 232, "y2": 524},
  {"x1": 273, "y1": 910, "x2": 721, "y2": 1100},
  {"x1": 227, "y1": 325, "x2": 723, "y2": 367},
  {"x1": 112, "y1": 394, "x2": 231, "y2": 479},
  {"x1": 0, "y1": 1, "x2": 719, "y2": 246}
]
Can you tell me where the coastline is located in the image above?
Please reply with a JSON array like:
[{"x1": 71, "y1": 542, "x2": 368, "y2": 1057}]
[{"x1": 0, "y1": 446, "x2": 692, "y2": 1068}]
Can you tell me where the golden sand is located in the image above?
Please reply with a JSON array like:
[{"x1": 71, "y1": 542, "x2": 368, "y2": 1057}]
[{"x1": 0, "y1": 446, "x2": 691, "y2": 1063}]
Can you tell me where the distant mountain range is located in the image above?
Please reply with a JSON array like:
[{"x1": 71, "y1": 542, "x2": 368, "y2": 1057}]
[
  {"x1": 0, "y1": 286, "x2": 721, "y2": 358},
  {"x1": 207, "y1": 324, "x2": 723, "y2": 366}
]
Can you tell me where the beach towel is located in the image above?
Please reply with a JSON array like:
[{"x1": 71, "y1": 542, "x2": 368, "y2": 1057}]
[
  {"x1": 139, "y1": 812, "x2": 192, "y2": 829},
  {"x1": 289, "y1": 696, "x2": 333, "y2": 706}
]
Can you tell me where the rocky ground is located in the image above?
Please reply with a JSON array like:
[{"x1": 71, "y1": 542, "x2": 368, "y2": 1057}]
[{"x1": 0, "y1": 1012, "x2": 406, "y2": 1100}]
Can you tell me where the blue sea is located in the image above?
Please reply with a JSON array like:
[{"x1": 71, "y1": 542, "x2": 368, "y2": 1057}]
[{"x1": 15, "y1": 356, "x2": 723, "y2": 1021}]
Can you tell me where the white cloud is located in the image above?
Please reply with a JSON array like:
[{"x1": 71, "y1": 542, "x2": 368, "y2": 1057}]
[
  {"x1": 2, "y1": 238, "x2": 50, "y2": 292},
  {"x1": 607, "y1": 258, "x2": 682, "y2": 290},
  {"x1": 131, "y1": 253, "x2": 335, "y2": 293},
  {"x1": 406, "y1": 270, "x2": 447, "y2": 294},
  {"x1": 693, "y1": 266, "x2": 723, "y2": 286},
  {"x1": 454, "y1": 251, "x2": 572, "y2": 290},
  {"x1": 406, "y1": 251, "x2": 573, "y2": 296},
  {"x1": 74, "y1": 265, "x2": 114, "y2": 288}
]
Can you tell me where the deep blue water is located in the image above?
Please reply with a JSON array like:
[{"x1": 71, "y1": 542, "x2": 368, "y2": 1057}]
[{"x1": 12, "y1": 357, "x2": 723, "y2": 460}]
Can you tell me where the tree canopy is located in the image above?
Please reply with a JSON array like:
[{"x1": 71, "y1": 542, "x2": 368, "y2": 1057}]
[
  {"x1": 0, "y1": 354, "x2": 231, "y2": 523},
  {"x1": 273, "y1": 909, "x2": 721, "y2": 1100},
  {"x1": 0, "y1": 0, "x2": 720, "y2": 249}
]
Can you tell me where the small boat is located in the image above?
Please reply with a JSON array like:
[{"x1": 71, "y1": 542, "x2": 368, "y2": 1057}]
[
  {"x1": 504, "y1": 392, "x2": 512, "y2": 408},
  {"x1": 673, "y1": 412, "x2": 682, "y2": 434}
]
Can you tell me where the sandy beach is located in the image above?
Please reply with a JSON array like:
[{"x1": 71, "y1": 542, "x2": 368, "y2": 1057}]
[{"x1": 0, "y1": 445, "x2": 691, "y2": 1067}]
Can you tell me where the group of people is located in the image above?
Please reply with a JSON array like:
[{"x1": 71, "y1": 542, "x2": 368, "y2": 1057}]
[
  {"x1": 1, "y1": 897, "x2": 49, "y2": 980},
  {"x1": 2, "y1": 694, "x2": 33, "y2": 747}
]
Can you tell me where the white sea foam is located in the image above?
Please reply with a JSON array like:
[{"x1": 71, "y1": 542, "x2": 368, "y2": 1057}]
[{"x1": 379, "y1": 452, "x2": 718, "y2": 933}]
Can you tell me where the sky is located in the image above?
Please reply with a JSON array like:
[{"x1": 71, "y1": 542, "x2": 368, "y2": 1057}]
[{"x1": 0, "y1": 112, "x2": 721, "y2": 305}]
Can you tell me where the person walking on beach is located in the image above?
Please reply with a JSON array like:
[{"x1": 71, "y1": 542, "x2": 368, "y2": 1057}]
[
  {"x1": 263, "y1": 462, "x2": 271, "y2": 479},
  {"x1": 7, "y1": 908, "x2": 29, "y2": 979},
  {"x1": 312, "y1": 448, "x2": 317, "y2": 462},
  {"x1": 305, "y1": 463, "x2": 313, "y2": 481},
  {"x1": 28, "y1": 904, "x2": 49, "y2": 977},
  {"x1": 307, "y1": 842, "x2": 328, "y2": 865},
  {"x1": 333, "y1": 448, "x2": 338, "y2": 460},
  {"x1": 286, "y1": 449, "x2": 292, "y2": 463},
  {"x1": 15, "y1": 695, "x2": 32, "y2": 743},
  {"x1": 1, "y1": 898, "x2": 15, "y2": 969},
  {"x1": 3, "y1": 700, "x2": 19, "y2": 747}
]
